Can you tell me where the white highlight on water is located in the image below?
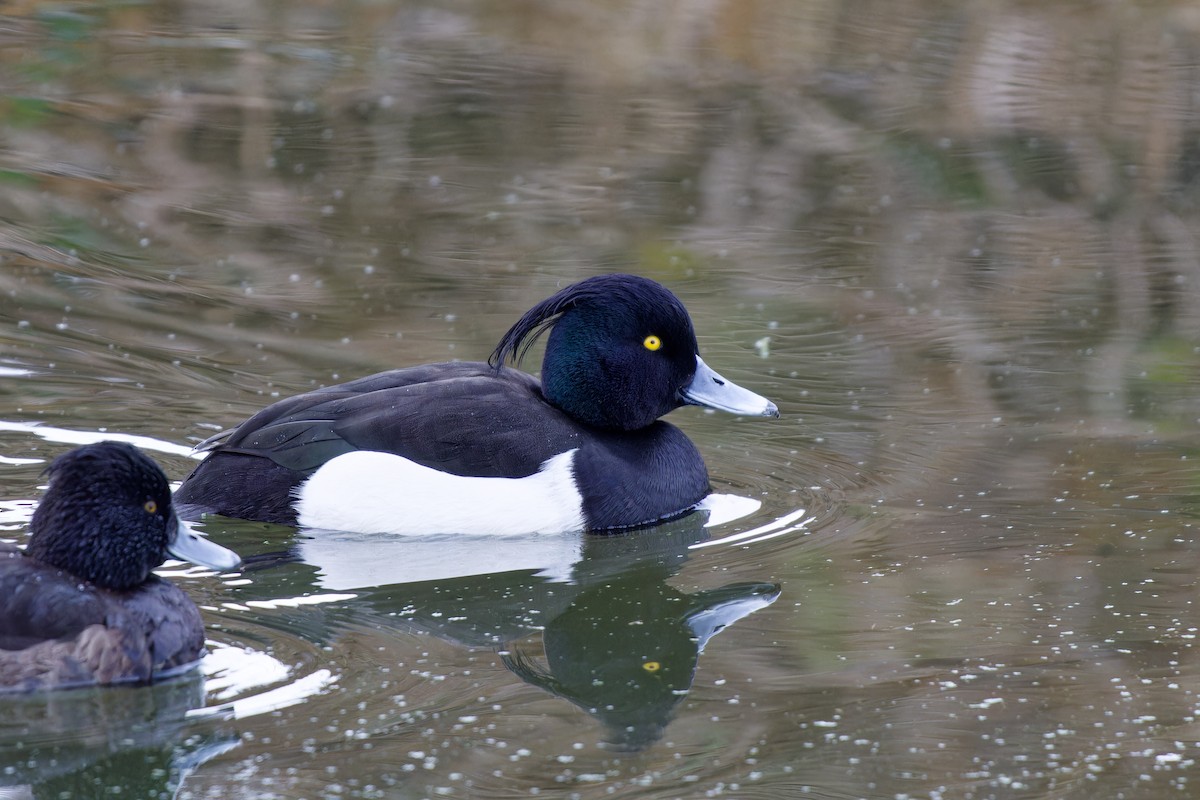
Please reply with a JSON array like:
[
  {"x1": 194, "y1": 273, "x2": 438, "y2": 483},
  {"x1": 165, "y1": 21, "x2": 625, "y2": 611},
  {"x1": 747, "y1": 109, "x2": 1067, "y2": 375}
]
[
  {"x1": 191, "y1": 642, "x2": 338, "y2": 721},
  {"x1": 201, "y1": 643, "x2": 291, "y2": 701},
  {"x1": 0, "y1": 420, "x2": 201, "y2": 459},
  {"x1": 695, "y1": 493, "x2": 762, "y2": 527},
  {"x1": 691, "y1": 506, "x2": 811, "y2": 549}
]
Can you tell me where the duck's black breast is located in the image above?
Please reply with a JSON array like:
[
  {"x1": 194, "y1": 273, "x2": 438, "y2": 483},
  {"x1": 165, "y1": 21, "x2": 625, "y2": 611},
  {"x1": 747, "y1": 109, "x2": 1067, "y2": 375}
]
[
  {"x1": 0, "y1": 545, "x2": 204, "y2": 692},
  {"x1": 573, "y1": 423, "x2": 710, "y2": 530}
]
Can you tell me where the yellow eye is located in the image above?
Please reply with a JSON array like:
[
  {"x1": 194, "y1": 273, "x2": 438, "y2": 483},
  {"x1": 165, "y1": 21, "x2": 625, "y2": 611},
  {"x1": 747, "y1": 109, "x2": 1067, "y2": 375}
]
[
  {"x1": 143, "y1": 500, "x2": 158, "y2": 514},
  {"x1": 643, "y1": 335, "x2": 662, "y2": 352},
  {"x1": 642, "y1": 661, "x2": 661, "y2": 673}
]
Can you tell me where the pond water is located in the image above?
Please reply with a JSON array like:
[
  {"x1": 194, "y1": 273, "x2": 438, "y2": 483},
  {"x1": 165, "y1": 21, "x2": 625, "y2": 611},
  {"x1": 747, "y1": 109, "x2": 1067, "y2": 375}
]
[{"x1": 4, "y1": 1, "x2": 1200, "y2": 798}]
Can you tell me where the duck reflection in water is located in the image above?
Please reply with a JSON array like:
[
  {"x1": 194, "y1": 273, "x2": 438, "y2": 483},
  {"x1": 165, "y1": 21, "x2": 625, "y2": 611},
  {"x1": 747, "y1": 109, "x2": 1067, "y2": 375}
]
[
  {"x1": 233, "y1": 509, "x2": 780, "y2": 750},
  {"x1": 501, "y1": 561, "x2": 778, "y2": 751},
  {"x1": 0, "y1": 675, "x2": 238, "y2": 797}
]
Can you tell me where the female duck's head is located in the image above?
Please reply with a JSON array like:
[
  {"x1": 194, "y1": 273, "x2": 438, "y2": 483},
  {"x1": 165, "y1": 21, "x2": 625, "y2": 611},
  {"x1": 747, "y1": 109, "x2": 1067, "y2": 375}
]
[
  {"x1": 27, "y1": 441, "x2": 241, "y2": 589},
  {"x1": 489, "y1": 274, "x2": 778, "y2": 431}
]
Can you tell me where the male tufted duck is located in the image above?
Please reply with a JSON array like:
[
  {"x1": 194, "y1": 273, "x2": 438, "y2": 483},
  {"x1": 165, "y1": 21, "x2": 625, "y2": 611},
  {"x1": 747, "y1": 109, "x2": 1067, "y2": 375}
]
[
  {"x1": 0, "y1": 442, "x2": 242, "y2": 692},
  {"x1": 175, "y1": 274, "x2": 778, "y2": 534}
]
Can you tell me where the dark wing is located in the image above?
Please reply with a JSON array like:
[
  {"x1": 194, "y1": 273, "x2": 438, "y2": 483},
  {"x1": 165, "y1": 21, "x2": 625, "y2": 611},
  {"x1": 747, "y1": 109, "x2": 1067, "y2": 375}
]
[
  {"x1": 190, "y1": 367, "x2": 453, "y2": 462},
  {"x1": 0, "y1": 549, "x2": 108, "y2": 650},
  {"x1": 120, "y1": 578, "x2": 206, "y2": 673},
  {"x1": 328, "y1": 372, "x2": 587, "y2": 478},
  {"x1": 216, "y1": 362, "x2": 583, "y2": 476},
  {"x1": 0, "y1": 549, "x2": 159, "y2": 691}
]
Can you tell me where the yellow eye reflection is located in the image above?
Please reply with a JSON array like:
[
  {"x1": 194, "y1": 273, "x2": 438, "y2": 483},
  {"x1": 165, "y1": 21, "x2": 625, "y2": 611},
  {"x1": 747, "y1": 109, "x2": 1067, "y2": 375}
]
[
  {"x1": 143, "y1": 500, "x2": 158, "y2": 514},
  {"x1": 643, "y1": 335, "x2": 662, "y2": 351},
  {"x1": 642, "y1": 660, "x2": 661, "y2": 673}
]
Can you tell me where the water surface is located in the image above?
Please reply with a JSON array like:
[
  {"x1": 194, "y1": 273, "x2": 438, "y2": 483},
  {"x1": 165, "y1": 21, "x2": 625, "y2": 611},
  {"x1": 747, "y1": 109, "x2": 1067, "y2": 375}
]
[{"x1": 4, "y1": 1, "x2": 1200, "y2": 798}]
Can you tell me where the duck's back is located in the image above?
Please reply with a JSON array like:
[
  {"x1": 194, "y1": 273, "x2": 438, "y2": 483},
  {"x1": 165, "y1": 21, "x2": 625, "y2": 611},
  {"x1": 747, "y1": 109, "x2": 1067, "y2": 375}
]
[{"x1": 0, "y1": 545, "x2": 204, "y2": 692}]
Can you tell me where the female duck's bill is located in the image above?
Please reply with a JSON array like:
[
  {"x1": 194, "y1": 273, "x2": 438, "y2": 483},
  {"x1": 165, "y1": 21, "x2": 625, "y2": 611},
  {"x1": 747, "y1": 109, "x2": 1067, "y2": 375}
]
[{"x1": 168, "y1": 517, "x2": 242, "y2": 572}]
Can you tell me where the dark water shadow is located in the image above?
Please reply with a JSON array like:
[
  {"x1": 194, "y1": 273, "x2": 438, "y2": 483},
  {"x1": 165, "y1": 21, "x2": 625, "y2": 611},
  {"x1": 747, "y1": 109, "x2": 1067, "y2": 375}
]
[{"x1": 0, "y1": 673, "x2": 237, "y2": 799}]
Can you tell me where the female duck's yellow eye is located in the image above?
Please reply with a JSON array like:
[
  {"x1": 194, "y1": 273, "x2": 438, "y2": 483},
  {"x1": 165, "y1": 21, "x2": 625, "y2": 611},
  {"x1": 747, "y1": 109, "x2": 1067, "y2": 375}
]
[
  {"x1": 643, "y1": 335, "x2": 662, "y2": 352},
  {"x1": 144, "y1": 500, "x2": 158, "y2": 515},
  {"x1": 642, "y1": 660, "x2": 661, "y2": 673}
]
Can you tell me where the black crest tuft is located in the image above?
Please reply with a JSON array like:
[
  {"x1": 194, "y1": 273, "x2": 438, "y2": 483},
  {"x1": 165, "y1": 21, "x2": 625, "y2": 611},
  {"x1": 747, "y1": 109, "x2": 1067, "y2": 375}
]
[{"x1": 488, "y1": 274, "x2": 693, "y2": 369}]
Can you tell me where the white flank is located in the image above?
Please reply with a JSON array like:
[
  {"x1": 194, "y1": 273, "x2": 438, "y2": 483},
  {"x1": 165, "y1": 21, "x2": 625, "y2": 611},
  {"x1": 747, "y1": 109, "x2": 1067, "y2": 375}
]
[{"x1": 294, "y1": 449, "x2": 585, "y2": 535}]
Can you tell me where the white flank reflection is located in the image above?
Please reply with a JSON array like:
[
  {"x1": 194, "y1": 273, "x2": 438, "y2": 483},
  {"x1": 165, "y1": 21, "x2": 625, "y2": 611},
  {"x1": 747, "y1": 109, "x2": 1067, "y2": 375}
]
[{"x1": 297, "y1": 529, "x2": 585, "y2": 590}]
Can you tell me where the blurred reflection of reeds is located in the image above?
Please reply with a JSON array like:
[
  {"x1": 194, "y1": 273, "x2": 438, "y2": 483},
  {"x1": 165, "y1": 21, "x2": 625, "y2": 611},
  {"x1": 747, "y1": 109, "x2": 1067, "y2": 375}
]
[{"x1": 2, "y1": 1, "x2": 1200, "y2": 423}]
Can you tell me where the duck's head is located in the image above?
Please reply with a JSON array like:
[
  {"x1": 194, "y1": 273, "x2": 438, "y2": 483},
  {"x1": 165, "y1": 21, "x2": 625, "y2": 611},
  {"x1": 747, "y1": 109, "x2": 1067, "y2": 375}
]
[
  {"x1": 489, "y1": 274, "x2": 779, "y2": 431},
  {"x1": 26, "y1": 441, "x2": 241, "y2": 590}
]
